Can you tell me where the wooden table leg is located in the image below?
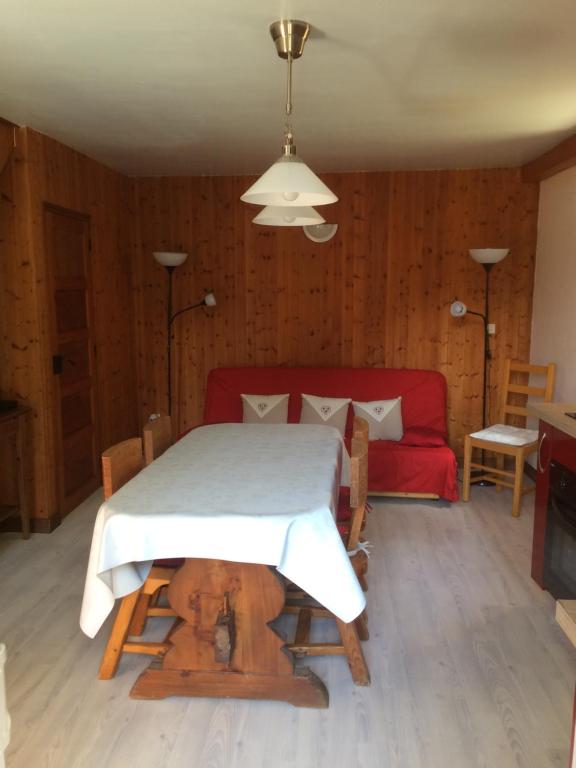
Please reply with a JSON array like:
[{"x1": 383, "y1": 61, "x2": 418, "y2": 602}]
[{"x1": 131, "y1": 559, "x2": 329, "y2": 708}]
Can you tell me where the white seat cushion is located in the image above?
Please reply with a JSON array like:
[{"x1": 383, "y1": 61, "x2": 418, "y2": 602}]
[{"x1": 470, "y1": 423, "x2": 538, "y2": 446}]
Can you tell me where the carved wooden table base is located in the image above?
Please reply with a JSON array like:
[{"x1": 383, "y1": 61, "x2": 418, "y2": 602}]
[{"x1": 130, "y1": 559, "x2": 328, "y2": 708}]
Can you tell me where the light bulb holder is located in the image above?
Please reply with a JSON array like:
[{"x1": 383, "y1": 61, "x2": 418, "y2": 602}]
[{"x1": 282, "y1": 132, "x2": 297, "y2": 156}]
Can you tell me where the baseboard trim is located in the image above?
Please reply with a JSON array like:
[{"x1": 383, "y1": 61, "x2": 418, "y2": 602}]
[{"x1": 0, "y1": 512, "x2": 61, "y2": 534}]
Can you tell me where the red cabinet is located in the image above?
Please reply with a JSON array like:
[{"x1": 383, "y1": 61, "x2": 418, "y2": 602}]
[{"x1": 532, "y1": 420, "x2": 576, "y2": 587}]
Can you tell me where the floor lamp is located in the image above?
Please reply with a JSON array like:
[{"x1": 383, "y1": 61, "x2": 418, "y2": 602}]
[
  {"x1": 450, "y1": 248, "x2": 509, "y2": 481},
  {"x1": 153, "y1": 252, "x2": 217, "y2": 416}
]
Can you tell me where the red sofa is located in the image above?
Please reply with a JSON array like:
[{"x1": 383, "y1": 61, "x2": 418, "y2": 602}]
[{"x1": 203, "y1": 367, "x2": 458, "y2": 502}]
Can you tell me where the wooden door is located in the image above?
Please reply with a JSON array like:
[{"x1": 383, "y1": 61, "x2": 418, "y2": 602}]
[{"x1": 44, "y1": 205, "x2": 99, "y2": 516}]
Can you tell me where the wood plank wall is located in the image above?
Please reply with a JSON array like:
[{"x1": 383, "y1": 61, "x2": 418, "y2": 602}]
[
  {"x1": 130, "y1": 169, "x2": 539, "y2": 454},
  {"x1": 0, "y1": 128, "x2": 138, "y2": 522}
]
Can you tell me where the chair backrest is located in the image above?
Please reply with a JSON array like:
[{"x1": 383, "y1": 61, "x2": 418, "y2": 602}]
[
  {"x1": 499, "y1": 360, "x2": 556, "y2": 426},
  {"x1": 101, "y1": 438, "x2": 144, "y2": 500},
  {"x1": 353, "y1": 415, "x2": 369, "y2": 443},
  {"x1": 347, "y1": 435, "x2": 369, "y2": 550},
  {"x1": 143, "y1": 414, "x2": 172, "y2": 467}
]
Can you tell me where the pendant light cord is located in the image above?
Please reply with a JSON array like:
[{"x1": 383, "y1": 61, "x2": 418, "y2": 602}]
[{"x1": 285, "y1": 52, "x2": 293, "y2": 117}]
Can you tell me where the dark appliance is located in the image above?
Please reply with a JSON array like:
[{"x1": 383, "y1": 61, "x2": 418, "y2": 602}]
[{"x1": 543, "y1": 460, "x2": 576, "y2": 599}]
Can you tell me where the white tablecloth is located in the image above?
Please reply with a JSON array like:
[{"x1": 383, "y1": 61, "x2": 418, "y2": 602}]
[{"x1": 80, "y1": 423, "x2": 365, "y2": 637}]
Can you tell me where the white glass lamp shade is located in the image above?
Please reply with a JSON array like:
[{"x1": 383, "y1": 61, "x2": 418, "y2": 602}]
[
  {"x1": 253, "y1": 206, "x2": 325, "y2": 227},
  {"x1": 450, "y1": 300, "x2": 467, "y2": 318},
  {"x1": 153, "y1": 251, "x2": 188, "y2": 267},
  {"x1": 241, "y1": 156, "x2": 338, "y2": 207},
  {"x1": 204, "y1": 292, "x2": 217, "y2": 307},
  {"x1": 303, "y1": 223, "x2": 338, "y2": 242},
  {"x1": 469, "y1": 248, "x2": 509, "y2": 265}
]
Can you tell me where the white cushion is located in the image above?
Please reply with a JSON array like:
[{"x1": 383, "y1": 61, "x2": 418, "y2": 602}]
[
  {"x1": 470, "y1": 423, "x2": 538, "y2": 446},
  {"x1": 352, "y1": 398, "x2": 404, "y2": 441},
  {"x1": 300, "y1": 394, "x2": 351, "y2": 437},
  {"x1": 241, "y1": 393, "x2": 289, "y2": 424}
]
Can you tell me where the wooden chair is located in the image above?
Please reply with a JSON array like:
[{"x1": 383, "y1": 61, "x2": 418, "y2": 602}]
[
  {"x1": 283, "y1": 432, "x2": 371, "y2": 686},
  {"x1": 337, "y1": 416, "x2": 371, "y2": 558},
  {"x1": 98, "y1": 438, "x2": 179, "y2": 680},
  {"x1": 137, "y1": 414, "x2": 177, "y2": 636},
  {"x1": 143, "y1": 413, "x2": 172, "y2": 466},
  {"x1": 462, "y1": 360, "x2": 556, "y2": 517}
]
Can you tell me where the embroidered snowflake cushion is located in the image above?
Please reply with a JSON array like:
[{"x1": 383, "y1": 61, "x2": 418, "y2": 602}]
[
  {"x1": 352, "y1": 398, "x2": 404, "y2": 441},
  {"x1": 299, "y1": 393, "x2": 351, "y2": 437},
  {"x1": 241, "y1": 393, "x2": 289, "y2": 424}
]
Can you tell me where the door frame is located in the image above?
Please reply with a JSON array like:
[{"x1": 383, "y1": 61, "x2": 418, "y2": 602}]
[{"x1": 43, "y1": 202, "x2": 101, "y2": 517}]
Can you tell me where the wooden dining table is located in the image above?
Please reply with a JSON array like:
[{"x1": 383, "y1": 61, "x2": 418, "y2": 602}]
[{"x1": 80, "y1": 423, "x2": 366, "y2": 707}]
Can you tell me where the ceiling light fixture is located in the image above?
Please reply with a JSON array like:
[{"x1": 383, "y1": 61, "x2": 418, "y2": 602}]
[
  {"x1": 253, "y1": 206, "x2": 325, "y2": 227},
  {"x1": 241, "y1": 19, "x2": 338, "y2": 216}
]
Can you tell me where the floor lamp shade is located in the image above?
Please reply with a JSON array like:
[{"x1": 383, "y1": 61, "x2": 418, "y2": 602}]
[
  {"x1": 153, "y1": 252, "x2": 188, "y2": 268},
  {"x1": 241, "y1": 156, "x2": 338, "y2": 207},
  {"x1": 469, "y1": 248, "x2": 509, "y2": 265}
]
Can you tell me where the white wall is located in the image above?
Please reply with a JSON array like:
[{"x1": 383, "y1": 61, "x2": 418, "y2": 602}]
[{"x1": 530, "y1": 165, "x2": 576, "y2": 403}]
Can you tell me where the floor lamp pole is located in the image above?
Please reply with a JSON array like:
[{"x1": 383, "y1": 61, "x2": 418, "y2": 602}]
[
  {"x1": 481, "y1": 263, "x2": 493, "y2": 430},
  {"x1": 162, "y1": 267, "x2": 215, "y2": 420},
  {"x1": 166, "y1": 266, "x2": 175, "y2": 417},
  {"x1": 477, "y1": 263, "x2": 495, "y2": 484}
]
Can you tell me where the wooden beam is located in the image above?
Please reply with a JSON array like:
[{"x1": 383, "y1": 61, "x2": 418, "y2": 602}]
[{"x1": 522, "y1": 133, "x2": 576, "y2": 183}]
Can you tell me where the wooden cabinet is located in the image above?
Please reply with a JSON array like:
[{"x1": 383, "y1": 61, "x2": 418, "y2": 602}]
[{"x1": 532, "y1": 420, "x2": 576, "y2": 587}]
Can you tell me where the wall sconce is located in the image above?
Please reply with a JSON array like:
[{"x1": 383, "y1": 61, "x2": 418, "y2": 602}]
[
  {"x1": 303, "y1": 223, "x2": 338, "y2": 243},
  {"x1": 153, "y1": 252, "x2": 216, "y2": 416}
]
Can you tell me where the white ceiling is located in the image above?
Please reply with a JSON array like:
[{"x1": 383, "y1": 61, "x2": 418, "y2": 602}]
[{"x1": 1, "y1": 0, "x2": 576, "y2": 177}]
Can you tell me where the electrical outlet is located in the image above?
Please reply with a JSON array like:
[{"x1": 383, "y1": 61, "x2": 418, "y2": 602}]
[{"x1": 488, "y1": 323, "x2": 496, "y2": 335}]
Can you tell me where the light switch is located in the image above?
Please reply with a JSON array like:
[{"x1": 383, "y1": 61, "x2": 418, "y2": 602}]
[{"x1": 487, "y1": 323, "x2": 496, "y2": 335}]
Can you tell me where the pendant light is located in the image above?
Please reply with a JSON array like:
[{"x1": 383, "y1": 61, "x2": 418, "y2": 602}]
[
  {"x1": 253, "y1": 206, "x2": 325, "y2": 227},
  {"x1": 241, "y1": 20, "x2": 338, "y2": 212}
]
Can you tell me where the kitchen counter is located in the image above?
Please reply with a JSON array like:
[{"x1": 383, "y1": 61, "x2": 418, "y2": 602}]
[{"x1": 529, "y1": 402, "x2": 576, "y2": 440}]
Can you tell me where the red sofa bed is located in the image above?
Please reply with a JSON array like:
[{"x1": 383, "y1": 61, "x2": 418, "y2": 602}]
[{"x1": 203, "y1": 367, "x2": 458, "y2": 502}]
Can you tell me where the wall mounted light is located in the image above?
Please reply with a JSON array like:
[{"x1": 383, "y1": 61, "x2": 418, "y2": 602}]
[
  {"x1": 303, "y1": 223, "x2": 338, "y2": 243},
  {"x1": 153, "y1": 252, "x2": 216, "y2": 416}
]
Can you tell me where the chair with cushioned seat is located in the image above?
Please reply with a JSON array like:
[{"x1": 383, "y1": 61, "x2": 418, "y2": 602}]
[{"x1": 462, "y1": 359, "x2": 556, "y2": 517}]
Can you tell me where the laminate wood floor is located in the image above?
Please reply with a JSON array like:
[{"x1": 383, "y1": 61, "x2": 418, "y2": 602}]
[{"x1": 1, "y1": 488, "x2": 574, "y2": 768}]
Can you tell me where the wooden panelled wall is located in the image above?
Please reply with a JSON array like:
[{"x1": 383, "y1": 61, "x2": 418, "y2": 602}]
[
  {"x1": 130, "y1": 169, "x2": 539, "y2": 454},
  {"x1": 0, "y1": 128, "x2": 138, "y2": 524}
]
